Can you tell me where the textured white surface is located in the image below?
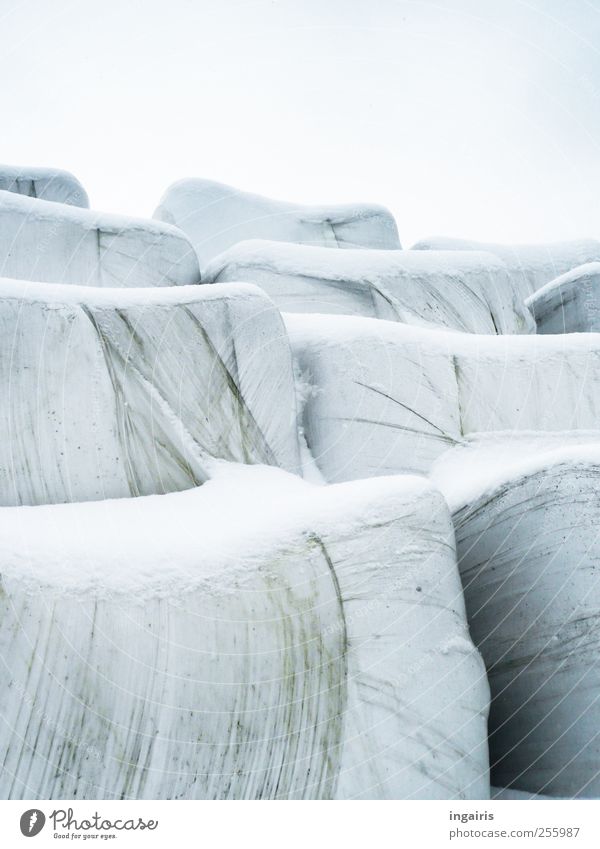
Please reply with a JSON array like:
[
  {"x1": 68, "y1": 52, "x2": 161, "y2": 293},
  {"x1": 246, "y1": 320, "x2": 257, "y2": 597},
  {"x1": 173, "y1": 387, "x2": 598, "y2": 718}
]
[
  {"x1": 288, "y1": 312, "x2": 600, "y2": 797},
  {"x1": 205, "y1": 240, "x2": 531, "y2": 333},
  {"x1": 0, "y1": 164, "x2": 88, "y2": 207},
  {"x1": 0, "y1": 279, "x2": 300, "y2": 505},
  {"x1": 526, "y1": 262, "x2": 600, "y2": 333},
  {"x1": 412, "y1": 236, "x2": 600, "y2": 302},
  {"x1": 454, "y1": 458, "x2": 600, "y2": 798},
  {"x1": 154, "y1": 179, "x2": 401, "y2": 268},
  {"x1": 286, "y1": 313, "x2": 600, "y2": 483},
  {"x1": 0, "y1": 467, "x2": 489, "y2": 800},
  {"x1": 431, "y1": 433, "x2": 600, "y2": 512},
  {"x1": 0, "y1": 191, "x2": 199, "y2": 287}
]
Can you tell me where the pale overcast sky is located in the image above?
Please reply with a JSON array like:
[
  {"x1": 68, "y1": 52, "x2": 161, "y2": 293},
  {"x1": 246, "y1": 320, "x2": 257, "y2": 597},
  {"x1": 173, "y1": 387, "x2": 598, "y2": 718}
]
[{"x1": 2, "y1": 0, "x2": 600, "y2": 246}]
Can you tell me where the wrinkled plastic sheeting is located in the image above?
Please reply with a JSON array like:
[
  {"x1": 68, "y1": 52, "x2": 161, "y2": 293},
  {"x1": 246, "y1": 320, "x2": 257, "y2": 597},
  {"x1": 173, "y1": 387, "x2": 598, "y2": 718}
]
[
  {"x1": 288, "y1": 312, "x2": 600, "y2": 798},
  {"x1": 0, "y1": 469, "x2": 489, "y2": 800},
  {"x1": 454, "y1": 461, "x2": 600, "y2": 798},
  {"x1": 0, "y1": 164, "x2": 89, "y2": 208},
  {"x1": 0, "y1": 191, "x2": 199, "y2": 287},
  {"x1": 154, "y1": 179, "x2": 401, "y2": 268},
  {"x1": 526, "y1": 262, "x2": 600, "y2": 334},
  {"x1": 206, "y1": 240, "x2": 532, "y2": 334},
  {"x1": 286, "y1": 313, "x2": 600, "y2": 483},
  {"x1": 412, "y1": 236, "x2": 600, "y2": 304},
  {"x1": 0, "y1": 280, "x2": 300, "y2": 506}
]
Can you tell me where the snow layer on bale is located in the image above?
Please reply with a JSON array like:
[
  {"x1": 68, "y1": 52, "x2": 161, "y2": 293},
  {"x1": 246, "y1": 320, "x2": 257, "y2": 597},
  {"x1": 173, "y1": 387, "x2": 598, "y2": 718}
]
[
  {"x1": 0, "y1": 465, "x2": 489, "y2": 800},
  {"x1": 0, "y1": 164, "x2": 88, "y2": 207},
  {"x1": 154, "y1": 179, "x2": 401, "y2": 268},
  {"x1": 526, "y1": 262, "x2": 600, "y2": 333},
  {"x1": 412, "y1": 236, "x2": 600, "y2": 304},
  {"x1": 287, "y1": 312, "x2": 600, "y2": 798},
  {"x1": 204, "y1": 240, "x2": 532, "y2": 334},
  {"x1": 0, "y1": 191, "x2": 199, "y2": 287},
  {"x1": 0, "y1": 279, "x2": 299, "y2": 505},
  {"x1": 430, "y1": 433, "x2": 600, "y2": 511},
  {"x1": 286, "y1": 313, "x2": 600, "y2": 483}
]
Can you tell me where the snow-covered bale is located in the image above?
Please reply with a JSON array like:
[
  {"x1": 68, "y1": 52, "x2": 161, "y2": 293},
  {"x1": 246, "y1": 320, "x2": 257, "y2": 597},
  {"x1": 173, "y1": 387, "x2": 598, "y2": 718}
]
[
  {"x1": 526, "y1": 262, "x2": 600, "y2": 333},
  {"x1": 205, "y1": 240, "x2": 531, "y2": 334},
  {"x1": 0, "y1": 279, "x2": 299, "y2": 506},
  {"x1": 412, "y1": 236, "x2": 600, "y2": 303},
  {"x1": 0, "y1": 164, "x2": 89, "y2": 207},
  {"x1": 154, "y1": 179, "x2": 401, "y2": 268},
  {"x1": 288, "y1": 313, "x2": 600, "y2": 797},
  {"x1": 0, "y1": 466, "x2": 489, "y2": 800},
  {"x1": 0, "y1": 191, "x2": 199, "y2": 287},
  {"x1": 286, "y1": 314, "x2": 600, "y2": 483},
  {"x1": 454, "y1": 456, "x2": 600, "y2": 798}
]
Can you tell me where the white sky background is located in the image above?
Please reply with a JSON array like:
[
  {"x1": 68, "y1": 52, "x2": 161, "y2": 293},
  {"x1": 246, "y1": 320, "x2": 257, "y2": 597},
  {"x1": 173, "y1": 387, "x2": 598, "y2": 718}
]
[{"x1": 1, "y1": 0, "x2": 599, "y2": 247}]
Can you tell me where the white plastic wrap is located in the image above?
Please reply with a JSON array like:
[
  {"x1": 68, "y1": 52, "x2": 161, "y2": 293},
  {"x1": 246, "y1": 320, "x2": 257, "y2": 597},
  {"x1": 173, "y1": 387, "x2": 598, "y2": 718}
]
[
  {"x1": 454, "y1": 458, "x2": 600, "y2": 797},
  {"x1": 412, "y1": 236, "x2": 600, "y2": 302},
  {"x1": 0, "y1": 191, "x2": 199, "y2": 287},
  {"x1": 0, "y1": 164, "x2": 88, "y2": 207},
  {"x1": 286, "y1": 314, "x2": 600, "y2": 482},
  {"x1": 0, "y1": 466, "x2": 489, "y2": 800},
  {"x1": 154, "y1": 179, "x2": 401, "y2": 268},
  {"x1": 205, "y1": 240, "x2": 531, "y2": 333},
  {"x1": 526, "y1": 262, "x2": 600, "y2": 333},
  {"x1": 288, "y1": 312, "x2": 600, "y2": 797},
  {"x1": 0, "y1": 279, "x2": 300, "y2": 505}
]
